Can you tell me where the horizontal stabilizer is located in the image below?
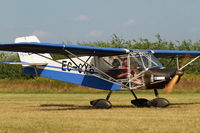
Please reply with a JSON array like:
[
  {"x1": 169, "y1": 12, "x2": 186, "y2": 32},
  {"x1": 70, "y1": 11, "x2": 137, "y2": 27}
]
[{"x1": 1, "y1": 62, "x2": 48, "y2": 66}]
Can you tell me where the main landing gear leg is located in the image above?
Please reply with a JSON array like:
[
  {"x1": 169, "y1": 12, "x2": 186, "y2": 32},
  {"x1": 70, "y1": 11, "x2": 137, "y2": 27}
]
[
  {"x1": 106, "y1": 90, "x2": 112, "y2": 100},
  {"x1": 149, "y1": 89, "x2": 170, "y2": 108},
  {"x1": 154, "y1": 89, "x2": 159, "y2": 97},
  {"x1": 90, "y1": 91, "x2": 112, "y2": 109},
  {"x1": 130, "y1": 90, "x2": 150, "y2": 107}
]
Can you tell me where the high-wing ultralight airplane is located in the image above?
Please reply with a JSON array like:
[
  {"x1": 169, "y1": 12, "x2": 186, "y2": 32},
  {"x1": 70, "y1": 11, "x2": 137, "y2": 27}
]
[{"x1": 0, "y1": 36, "x2": 200, "y2": 108}]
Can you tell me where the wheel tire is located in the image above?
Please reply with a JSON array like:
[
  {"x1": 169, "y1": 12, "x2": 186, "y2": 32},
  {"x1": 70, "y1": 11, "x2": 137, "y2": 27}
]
[
  {"x1": 150, "y1": 98, "x2": 170, "y2": 108},
  {"x1": 131, "y1": 98, "x2": 151, "y2": 107},
  {"x1": 90, "y1": 99, "x2": 112, "y2": 109}
]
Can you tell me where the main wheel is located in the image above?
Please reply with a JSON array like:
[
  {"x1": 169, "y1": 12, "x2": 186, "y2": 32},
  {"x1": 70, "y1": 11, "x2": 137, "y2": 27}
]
[
  {"x1": 131, "y1": 98, "x2": 151, "y2": 107},
  {"x1": 150, "y1": 98, "x2": 170, "y2": 108},
  {"x1": 90, "y1": 99, "x2": 112, "y2": 109}
]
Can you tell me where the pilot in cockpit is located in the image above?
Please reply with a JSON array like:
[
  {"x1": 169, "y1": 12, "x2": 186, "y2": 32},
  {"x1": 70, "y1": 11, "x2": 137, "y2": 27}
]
[
  {"x1": 107, "y1": 58, "x2": 142, "y2": 85},
  {"x1": 106, "y1": 59, "x2": 128, "y2": 79},
  {"x1": 121, "y1": 58, "x2": 142, "y2": 84}
]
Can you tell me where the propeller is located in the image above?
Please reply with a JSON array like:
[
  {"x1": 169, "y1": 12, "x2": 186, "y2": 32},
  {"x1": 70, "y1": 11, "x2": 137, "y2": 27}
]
[
  {"x1": 164, "y1": 70, "x2": 183, "y2": 93},
  {"x1": 164, "y1": 55, "x2": 190, "y2": 93}
]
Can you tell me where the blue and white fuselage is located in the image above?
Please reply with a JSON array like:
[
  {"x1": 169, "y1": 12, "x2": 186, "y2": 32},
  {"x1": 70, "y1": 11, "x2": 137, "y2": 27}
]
[{"x1": 15, "y1": 36, "x2": 122, "y2": 91}]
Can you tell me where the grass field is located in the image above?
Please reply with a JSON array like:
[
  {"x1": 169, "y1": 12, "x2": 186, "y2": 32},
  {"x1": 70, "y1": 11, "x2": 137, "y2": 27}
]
[{"x1": 0, "y1": 91, "x2": 199, "y2": 133}]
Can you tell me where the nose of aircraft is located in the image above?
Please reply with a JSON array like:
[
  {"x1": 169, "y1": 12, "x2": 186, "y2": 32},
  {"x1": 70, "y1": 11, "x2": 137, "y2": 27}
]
[
  {"x1": 164, "y1": 69, "x2": 184, "y2": 93},
  {"x1": 144, "y1": 67, "x2": 182, "y2": 89}
]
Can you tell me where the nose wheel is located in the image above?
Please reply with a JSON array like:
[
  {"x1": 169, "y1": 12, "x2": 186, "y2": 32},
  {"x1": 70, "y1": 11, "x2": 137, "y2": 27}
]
[
  {"x1": 130, "y1": 89, "x2": 170, "y2": 108},
  {"x1": 150, "y1": 89, "x2": 170, "y2": 107},
  {"x1": 150, "y1": 98, "x2": 170, "y2": 107}
]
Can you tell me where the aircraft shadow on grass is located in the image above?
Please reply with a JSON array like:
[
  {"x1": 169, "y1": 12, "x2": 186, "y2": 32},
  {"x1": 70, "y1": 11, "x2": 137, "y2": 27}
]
[
  {"x1": 38, "y1": 102, "x2": 200, "y2": 111},
  {"x1": 39, "y1": 104, "x2": 134, "y2": 111},
  {"x1": 170, "y1": 102, "x2": 200, "y2": 106}
]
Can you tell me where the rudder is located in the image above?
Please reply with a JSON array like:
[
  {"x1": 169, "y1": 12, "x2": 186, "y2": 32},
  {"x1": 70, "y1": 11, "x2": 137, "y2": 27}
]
[
  {"x1": 15, "y1": 36, "x2": 53, "y2": 76},
  {"x1": 15, "y1": 36, "x2": 52, "y2": 63}
]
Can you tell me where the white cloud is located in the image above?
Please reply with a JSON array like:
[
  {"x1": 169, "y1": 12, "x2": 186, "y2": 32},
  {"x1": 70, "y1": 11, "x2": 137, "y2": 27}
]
[
  {"x1": 124, "y1": 19, "x2": 137, "y2": 26},
  {"x1": 88, "y1": 30, "x2": 103, "y2": 37},
  {"x1": 73, "y1": 15, "x2": 89, "y2": 22},
  {"x1": 32, "y1": 30, "x2": 50, "y2": 38}
]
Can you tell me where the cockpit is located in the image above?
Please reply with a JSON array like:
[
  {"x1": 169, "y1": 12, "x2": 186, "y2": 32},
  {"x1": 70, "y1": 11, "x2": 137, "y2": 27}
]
[
  {"x1": 101, "y1": 51, "x2": 163, "y2": 73},
  {"x1": 97, "y1": 52, "x2": 164, "y2": 89}
]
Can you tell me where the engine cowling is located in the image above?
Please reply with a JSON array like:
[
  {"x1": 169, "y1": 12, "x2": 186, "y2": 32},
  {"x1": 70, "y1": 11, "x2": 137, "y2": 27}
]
[{"x1": 144, "y1": 67, "x2": 179, "y2": 89}]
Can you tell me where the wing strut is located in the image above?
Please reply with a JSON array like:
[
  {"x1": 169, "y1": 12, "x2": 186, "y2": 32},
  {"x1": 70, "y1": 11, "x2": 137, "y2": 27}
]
[
  {"x1": 179, "y1": 55, "x2": 200, "y2": 70},
  {"x1": 176, "y1": 56, "x2": 179, "y2": 69}
]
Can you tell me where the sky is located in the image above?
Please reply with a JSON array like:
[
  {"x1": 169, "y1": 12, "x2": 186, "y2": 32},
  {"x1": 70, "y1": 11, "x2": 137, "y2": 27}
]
[{"x1": 0, "y1": 0, "x2": 200, "y2": 43}]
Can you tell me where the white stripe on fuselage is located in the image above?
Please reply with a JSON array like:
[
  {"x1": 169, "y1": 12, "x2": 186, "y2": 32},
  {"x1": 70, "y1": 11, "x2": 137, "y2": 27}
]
[{"x1": 35, "y1": 56, "x2": 96, "y2": 75}]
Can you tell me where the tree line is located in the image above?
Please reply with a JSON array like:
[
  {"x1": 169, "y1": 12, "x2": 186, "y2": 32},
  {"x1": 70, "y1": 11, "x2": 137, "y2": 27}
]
[{"x1": 0, "y1": 34, "x2": 200, "y2": 79}]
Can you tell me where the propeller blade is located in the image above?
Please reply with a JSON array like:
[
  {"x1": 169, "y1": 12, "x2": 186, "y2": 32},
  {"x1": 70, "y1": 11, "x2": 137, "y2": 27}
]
[{"x1": 164, "y1": 75, "x2": 180, "y2": 93}]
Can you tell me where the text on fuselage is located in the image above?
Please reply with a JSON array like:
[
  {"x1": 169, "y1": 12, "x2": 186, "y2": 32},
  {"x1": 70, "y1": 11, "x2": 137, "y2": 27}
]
[{"x1": 61, "y1": 61, "x2": 94, "y2": 74}]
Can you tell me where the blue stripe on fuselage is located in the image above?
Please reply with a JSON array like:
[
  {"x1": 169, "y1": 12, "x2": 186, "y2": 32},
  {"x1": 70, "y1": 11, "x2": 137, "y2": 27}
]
[{"x1": 23, "y1": 66, "x2": 121, "y2": 91}]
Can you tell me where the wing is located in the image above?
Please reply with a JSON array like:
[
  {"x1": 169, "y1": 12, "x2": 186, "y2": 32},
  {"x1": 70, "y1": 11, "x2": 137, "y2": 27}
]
[
  {"x1": 0, "y1": 42, "x2": 200, "y2": 57},
  {"x1": 0, "y1": 42, "x2": 129, "y2": 56},
  {"x1": 150, "y1": 50, "x2": 200, "y2": 57}
]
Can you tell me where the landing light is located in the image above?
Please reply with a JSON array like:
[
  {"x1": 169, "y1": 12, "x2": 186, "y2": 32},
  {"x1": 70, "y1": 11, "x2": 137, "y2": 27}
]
[{"x1": 154, "y1": 76, "x2": 165, "y2": 80}]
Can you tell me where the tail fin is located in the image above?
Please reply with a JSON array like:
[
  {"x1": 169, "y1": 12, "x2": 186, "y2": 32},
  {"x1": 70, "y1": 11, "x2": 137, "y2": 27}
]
[
  {"x1": 15, "y1": 36, "x2": 52, "y2": 63},
  {"x1": 15, "y1": 35, "x2": 40, "y2": 43},
  {"x1": 15, "y1": 36, "x2": 52, "y2": 76}
]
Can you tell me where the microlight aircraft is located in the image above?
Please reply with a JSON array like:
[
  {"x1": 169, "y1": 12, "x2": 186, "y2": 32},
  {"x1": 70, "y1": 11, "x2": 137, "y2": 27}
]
[{"x1": 0, "y1": 36, "x2": 200, "y2": 108}]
